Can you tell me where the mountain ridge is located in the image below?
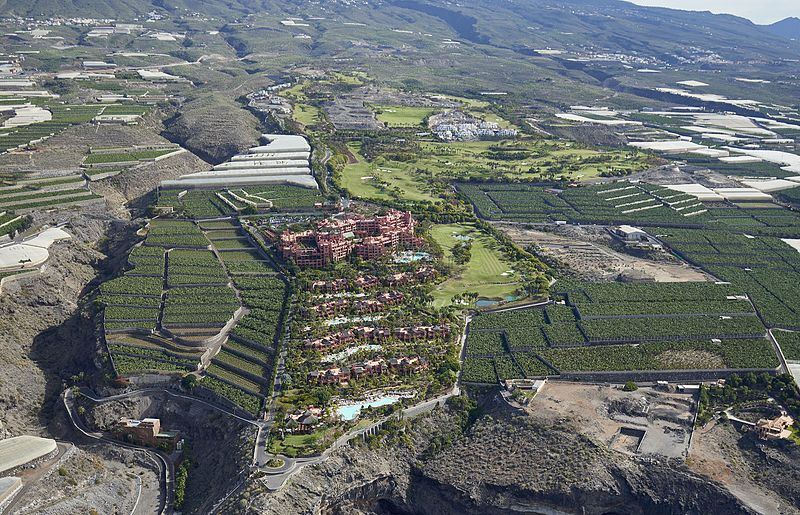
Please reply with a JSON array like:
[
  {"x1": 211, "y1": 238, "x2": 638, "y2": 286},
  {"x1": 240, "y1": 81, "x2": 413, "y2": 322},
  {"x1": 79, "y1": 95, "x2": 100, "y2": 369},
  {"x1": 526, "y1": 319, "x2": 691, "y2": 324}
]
[{"x1": 767, "y1": 16, "x2": 800, "y2": 40}]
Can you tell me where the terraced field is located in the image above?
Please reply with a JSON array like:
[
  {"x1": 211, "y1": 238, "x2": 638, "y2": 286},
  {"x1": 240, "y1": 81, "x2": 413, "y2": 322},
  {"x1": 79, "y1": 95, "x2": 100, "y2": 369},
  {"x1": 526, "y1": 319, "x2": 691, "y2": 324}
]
[
  {"x1": 97, "y1": 217, "x2": 290, "y2": 417},
  {"x1": 0, "y1": 174, "x2": 101, "y2": 214}
]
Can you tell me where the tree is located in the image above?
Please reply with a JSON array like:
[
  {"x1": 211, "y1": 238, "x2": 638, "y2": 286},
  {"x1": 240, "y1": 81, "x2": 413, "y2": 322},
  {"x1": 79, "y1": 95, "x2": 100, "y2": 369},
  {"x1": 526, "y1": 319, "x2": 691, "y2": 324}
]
[
  {"x1": 181, "y1": 374, "x2": 198, "y2": 392},
  {"x1": 622, "y1": 381, "x2": 638, "y2": 392},
  {"x1": 314, "y1": 387, "x2": 332, "y2": 407}
]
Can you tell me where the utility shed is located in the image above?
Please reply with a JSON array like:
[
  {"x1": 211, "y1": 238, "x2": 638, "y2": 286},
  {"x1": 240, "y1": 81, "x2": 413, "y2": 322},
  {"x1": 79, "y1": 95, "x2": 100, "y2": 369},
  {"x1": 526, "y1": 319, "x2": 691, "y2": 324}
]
[
  {"x1": 615, "y1": 225, "x2": 648, "y2": 242},
  {"x1": 0, "y1": 436, "x2": 57, "y2": 474}
]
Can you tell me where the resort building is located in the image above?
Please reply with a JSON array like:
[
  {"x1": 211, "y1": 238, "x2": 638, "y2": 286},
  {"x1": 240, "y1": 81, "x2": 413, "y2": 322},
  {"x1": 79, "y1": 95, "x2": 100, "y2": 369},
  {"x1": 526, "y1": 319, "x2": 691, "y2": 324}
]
[
  {"x1": 303, "y1": 324, "x2": 450, "y2": 350},
  {"x1": 280, "y1": 210, "x2": 421, "y2": 267},
  {"x1": 308, "y1": 356, "x2": 426, "y2": 384},
  {"x1": 285, "y1": 406, "x2": 323, "y2": 433}
]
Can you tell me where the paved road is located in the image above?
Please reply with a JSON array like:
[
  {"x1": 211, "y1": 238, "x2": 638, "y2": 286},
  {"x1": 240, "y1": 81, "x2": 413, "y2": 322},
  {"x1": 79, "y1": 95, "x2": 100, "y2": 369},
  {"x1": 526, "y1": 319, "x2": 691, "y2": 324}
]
[{"x1": 63, "y1": 389, "x2": 174, "y2": 515}]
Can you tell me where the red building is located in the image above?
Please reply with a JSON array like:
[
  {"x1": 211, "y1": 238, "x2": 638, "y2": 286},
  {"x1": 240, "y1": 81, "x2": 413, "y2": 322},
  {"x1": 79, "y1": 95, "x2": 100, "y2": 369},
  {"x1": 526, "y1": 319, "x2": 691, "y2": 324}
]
[{"x1": 280, "y1": 210, "x2": 420, "y2": 267}]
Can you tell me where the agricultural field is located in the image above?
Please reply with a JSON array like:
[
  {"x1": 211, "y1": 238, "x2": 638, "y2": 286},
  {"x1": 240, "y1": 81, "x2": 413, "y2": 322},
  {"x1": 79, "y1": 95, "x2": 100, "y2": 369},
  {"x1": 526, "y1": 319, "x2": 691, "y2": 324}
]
[
  {"x1": 236, "y1": 184, "x2": 326, "y2": 210},
  {"x1": 156, "y1": 190, "x2": 234, "y2": 219},
  {"x1": 429, "y1": 223, "x2": 523, "y2": 307},
  {"x1": 655, "y1": 223, "x2": 800, "y2": 329},
  {"x1": 97, "y1": 215, "x2": 291, "y2": 418},
  {"x1": 0, "y1": 174, "x2": 101, "y2": 213},
  {"x1": 83, "y1": 146, "x2": 181, "y2": 165},
  {"x1": 0, "y1": 102, "x2": 106, "y2": 153},
  {"x1": 461, "y1": 280, "x2": 778, "y2": 383},
  {"x1": 773, "y1": 330, "x2": 800, "y2": 361},
  {"x1": 457, "y1": 181, "x2": 706, "y2": 225}
]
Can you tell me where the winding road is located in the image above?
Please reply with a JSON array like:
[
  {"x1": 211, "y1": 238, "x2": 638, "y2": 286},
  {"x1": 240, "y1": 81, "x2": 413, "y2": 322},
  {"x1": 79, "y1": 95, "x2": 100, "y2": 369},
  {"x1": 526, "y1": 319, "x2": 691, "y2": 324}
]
[{"x1": 62, "y1": 389, "x2": 175, "y2": 515}]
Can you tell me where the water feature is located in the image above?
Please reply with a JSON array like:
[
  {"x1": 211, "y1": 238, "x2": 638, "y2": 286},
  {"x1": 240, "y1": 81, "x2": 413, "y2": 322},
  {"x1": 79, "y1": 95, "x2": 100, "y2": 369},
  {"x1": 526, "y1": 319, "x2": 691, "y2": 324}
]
[
  {"x1": 336, "y1": 395, "x2": 400, "y2": 420},
  {"x1": 322, "y1": 344, "x2": 382, "y2": 363},
  {"x1": 393, "y1": 250, "x2": 431, "y2": 263}
]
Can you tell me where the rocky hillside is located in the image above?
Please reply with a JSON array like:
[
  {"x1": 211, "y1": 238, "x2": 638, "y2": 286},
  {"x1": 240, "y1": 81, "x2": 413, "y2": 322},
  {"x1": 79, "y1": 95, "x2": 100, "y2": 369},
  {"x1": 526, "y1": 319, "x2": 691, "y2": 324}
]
[
  {"x1": 82, "y1": 392, "x2": 255, "y2": 514},
  {"x1": 162, "y1": 93, "x2": 262, "y2": 165},
  {"x1": 223, "y1": 397, "x2": 758, "y2": 515}
]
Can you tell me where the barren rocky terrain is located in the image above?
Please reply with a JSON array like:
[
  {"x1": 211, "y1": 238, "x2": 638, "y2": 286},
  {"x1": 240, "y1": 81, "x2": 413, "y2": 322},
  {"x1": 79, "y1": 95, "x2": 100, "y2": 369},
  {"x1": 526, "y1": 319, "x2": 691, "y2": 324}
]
[
  {"x1": 496, "y1": 223, "x2": 710, "y2": 282},
  {"x1": 82, "y1": 393, "x2": 255, "y2": 514},
  {"x1": 224, "y1": 396, "x2": 765, "y2": 515}
]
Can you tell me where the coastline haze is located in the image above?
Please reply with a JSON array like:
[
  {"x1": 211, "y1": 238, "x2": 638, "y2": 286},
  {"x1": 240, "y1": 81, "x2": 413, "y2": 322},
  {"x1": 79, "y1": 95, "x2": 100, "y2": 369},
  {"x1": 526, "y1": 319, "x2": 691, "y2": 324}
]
[{"x1": 627, "y1": 0, "x2": 799, "y2": 24}]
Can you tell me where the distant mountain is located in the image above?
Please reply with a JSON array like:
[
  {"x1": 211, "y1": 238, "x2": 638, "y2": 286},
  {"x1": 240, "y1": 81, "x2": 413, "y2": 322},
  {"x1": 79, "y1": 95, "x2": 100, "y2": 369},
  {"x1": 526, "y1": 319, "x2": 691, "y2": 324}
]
[
  {"x1": 767, "y1": 17, "x2": 800, "y2": 40},
  {"x1": 2, "y1": 0, "x2": 799, "y2": 62}
]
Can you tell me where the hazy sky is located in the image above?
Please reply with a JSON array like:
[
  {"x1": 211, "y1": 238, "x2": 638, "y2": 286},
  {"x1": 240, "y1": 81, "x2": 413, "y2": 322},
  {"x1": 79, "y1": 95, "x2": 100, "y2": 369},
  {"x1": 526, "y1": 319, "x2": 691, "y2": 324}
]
[{"x1": 628, "y1": 0, "x2": 799, "y2": 24}]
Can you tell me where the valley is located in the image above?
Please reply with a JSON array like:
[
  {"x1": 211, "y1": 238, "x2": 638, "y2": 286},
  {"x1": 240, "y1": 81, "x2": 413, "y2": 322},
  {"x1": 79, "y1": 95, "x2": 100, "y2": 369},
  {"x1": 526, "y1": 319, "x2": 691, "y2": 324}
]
[{"x1": 0, "y1": 1, "x2": 799, "y2": 513}]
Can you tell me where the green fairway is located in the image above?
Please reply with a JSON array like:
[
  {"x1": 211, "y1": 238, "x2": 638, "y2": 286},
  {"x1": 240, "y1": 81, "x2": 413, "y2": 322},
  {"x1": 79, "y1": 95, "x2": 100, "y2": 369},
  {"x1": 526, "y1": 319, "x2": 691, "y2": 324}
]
[
  {"x1": 373, "y1": 105, "x2": 436, "y2": 127},
  {"x1": 294, "y1": 103, "x2": 322, "y2": 126},
  {"x1": 341, "y1": 143, "x2": 440, "y2": 202},
  {"x1": 429, "y1": 223, "x2": 522, "y2": 307},
  {"x1": 344, "y1": 138, "x2": 649, "y2": 197}
]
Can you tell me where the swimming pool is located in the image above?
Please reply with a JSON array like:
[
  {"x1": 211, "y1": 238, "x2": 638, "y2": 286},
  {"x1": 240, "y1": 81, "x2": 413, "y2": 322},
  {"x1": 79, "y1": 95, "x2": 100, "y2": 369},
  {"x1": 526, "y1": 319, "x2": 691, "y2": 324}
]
[{"x1": 336, "y1": 395, "x2": 400, "y2": 421}]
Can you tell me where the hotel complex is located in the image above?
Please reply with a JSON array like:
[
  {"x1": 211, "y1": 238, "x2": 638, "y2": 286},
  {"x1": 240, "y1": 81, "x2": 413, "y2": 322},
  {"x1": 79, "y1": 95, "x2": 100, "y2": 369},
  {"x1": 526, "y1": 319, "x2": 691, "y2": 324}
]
[{"x1": 279, "y1": 210, "x2": 421, "y2": 267}]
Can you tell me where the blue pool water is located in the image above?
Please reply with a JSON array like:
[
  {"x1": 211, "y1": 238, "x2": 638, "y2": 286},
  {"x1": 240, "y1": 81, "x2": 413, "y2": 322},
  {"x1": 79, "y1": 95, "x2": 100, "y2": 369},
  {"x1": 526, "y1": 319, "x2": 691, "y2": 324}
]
[{"x1": 337, "y1": 396, "x2": 400, "y2": 420}]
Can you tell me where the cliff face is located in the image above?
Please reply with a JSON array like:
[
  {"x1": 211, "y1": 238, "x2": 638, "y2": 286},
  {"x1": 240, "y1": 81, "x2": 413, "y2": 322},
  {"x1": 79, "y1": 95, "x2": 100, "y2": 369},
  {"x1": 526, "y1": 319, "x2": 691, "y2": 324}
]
[
  {"x1": 399, "y1": 461, "x2": 753, "y2": 515},
  {"x1": 230, "y1": 407, "x2": 756, "y2": 515},
  {"x1": 82, "y1": 393, "x2": 254, "y2": 515}
]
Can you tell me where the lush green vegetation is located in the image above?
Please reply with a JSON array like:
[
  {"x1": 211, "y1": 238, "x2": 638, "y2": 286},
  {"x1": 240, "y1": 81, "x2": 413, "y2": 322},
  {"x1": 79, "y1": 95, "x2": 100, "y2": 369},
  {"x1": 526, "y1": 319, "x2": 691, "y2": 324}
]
[
  {"x1": 774, "y1": 330, "x2": 800, "y2": 361},
  {"x1": 84, "y1": 147, "x2": 178, "y2": 164},
  {"x1": 429, "y1": 223, "x2": 522, "y2": 307},
  {"x1": 461, "y1": 278, "x2": 778, "y2": 379},
  {"x1": 697, "y1": 373, "x2": 799, "y2": 426}
]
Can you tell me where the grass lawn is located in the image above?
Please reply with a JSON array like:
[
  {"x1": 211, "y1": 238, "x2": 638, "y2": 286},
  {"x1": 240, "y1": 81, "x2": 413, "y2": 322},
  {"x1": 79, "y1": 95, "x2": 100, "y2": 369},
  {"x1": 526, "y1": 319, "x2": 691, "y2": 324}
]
[
  {"x1": 341, "y1": 143, "x2": 440, "y2": 202},
  {"x1": 431, "y1": 94, "x2": 490, "y2": 109},
  {"x1": 340, "y1": 138, "x2": 647, "y2": 203},
  {"x1": 375, "y1": 139, "x2": 646, "y2": 183},
  {"x1": 373, "y1": 105, "x2": 436, "y2": 127},
  {"x1": 294, "y1": 103, "x2": 321, "y2": 126},
  {"x1": 269, "y1": 427, "x2": 331, "y2": 457},
  {"x1": 429, "y1": 223, "x2": 522, "y2": 308}
]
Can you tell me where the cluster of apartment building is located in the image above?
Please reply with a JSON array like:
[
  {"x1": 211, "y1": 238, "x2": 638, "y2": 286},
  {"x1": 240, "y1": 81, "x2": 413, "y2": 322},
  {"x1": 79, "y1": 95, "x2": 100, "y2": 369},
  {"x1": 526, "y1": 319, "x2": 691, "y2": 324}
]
[
  {"x1": 428, "y1": 111, "x2": 518, "y2": 142},
  {"x1": 387, "y1": 266, "x2": 437, "y2": 286},
  {"x1": 304, "y1": 324, "x2": 451, "y2": 350},
  {"x1": 312, "y1": 291, "x2": 406, "y2": 317},
  {"x1": 280, "y1": 210, "x2": 421, "y2": 268},
  {"x1": 311, "y1": 275, "x2": 380, "y2": 292},
  {"x1": 308, "y1": 356, "x2": 428, "y2": 385},
  {"x1": 161, "y1": 134, "x2": 317, "y2": 190}
]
